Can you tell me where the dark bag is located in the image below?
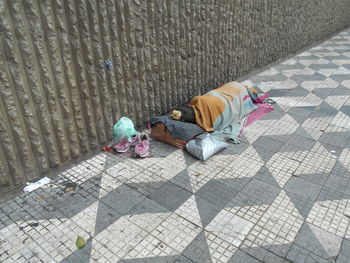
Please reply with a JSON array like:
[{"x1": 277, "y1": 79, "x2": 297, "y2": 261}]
[{"x1": 171, "y1": 105, "x2": 196, "y2": 123}]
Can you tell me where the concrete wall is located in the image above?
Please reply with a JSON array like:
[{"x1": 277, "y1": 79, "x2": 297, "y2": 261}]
[{"x1": 1, "y1": 0, "x2": 350, "y2": 192}]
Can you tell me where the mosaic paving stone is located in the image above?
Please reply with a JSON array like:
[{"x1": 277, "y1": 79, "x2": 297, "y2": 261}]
[{"x1": 2, "y1": 27, "x2": 350, "y2": 263}]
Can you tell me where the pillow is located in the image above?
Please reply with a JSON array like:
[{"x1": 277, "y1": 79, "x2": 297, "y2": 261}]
[{"x1": 186, "y1": 133, "x2": 228, "y2": 161}]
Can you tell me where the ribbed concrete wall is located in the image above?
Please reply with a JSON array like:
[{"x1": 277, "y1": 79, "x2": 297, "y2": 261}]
[{"x1": 1, "y1": 0, "x2": 350, "y2": 192}]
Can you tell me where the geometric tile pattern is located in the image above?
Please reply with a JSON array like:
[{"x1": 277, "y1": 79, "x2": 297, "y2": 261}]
[{"x1": 1, "y1": 28, "x2": 350, "y2": 263}]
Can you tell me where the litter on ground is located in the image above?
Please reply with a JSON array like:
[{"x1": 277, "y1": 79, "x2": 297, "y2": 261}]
[{"x1": 23, "y1": 177, "x2": 51, "y2": 193}]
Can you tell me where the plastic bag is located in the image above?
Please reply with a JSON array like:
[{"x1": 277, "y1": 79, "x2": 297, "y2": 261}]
[
  {"x1": 185, "y1": 133, "x2": 228, "y2": 161},
  {"x1": 23, "y1": 177, "x2": 51, "y2": 192},
  {"x1": 113, "y1": 117, "x2": 138, "y2": 142}
]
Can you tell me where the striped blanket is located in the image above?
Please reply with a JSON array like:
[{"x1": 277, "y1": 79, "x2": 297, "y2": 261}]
[{"x1": 190, "y1": 82, "x2": 257, "y2": 142}]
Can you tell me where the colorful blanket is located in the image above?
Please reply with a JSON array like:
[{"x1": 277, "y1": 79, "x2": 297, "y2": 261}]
[{"x1": 190, "y1": 82, "x2": 257, "y2": 142}]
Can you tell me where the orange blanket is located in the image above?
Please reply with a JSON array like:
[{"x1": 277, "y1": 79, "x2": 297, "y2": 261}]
[{"x1": 189, "y1": 82, "x2": 257, "y2": 141}]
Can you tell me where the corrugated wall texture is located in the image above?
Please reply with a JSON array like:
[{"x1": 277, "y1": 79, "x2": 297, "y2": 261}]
[{"x1": 1, "y1": 0, "x2": 350, "y2": 192}]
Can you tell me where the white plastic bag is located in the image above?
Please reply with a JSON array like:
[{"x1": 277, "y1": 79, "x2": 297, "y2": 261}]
[
  {"x1": 185, "y1": 133, "x2": 228, "y2": 161},
  {"x1": 23, "y1": 177, "x2": 51, "y2": 192}
]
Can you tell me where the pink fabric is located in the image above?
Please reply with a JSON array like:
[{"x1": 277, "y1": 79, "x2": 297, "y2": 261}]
[
  {"x1": 244, "y1": 102, "x2": 274, "y2": 127},
  {"x1": 237, "y1": 93, "x2": 273, "y2": 137},
  {"x1": 243, "y1": 94, "x2": 251, "y2": 101},
  {"x1": 251, "y1": 93, "x2": 270, "y2": 104}
]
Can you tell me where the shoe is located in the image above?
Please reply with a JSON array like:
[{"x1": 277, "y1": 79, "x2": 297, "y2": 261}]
[
  {"x1": 263, "y1": 98, "x2": 276, "y2": 104},
  {"x1": 113, "y1": 136, "x2": 138, "y2": 153},
  {"x1": 134, "y1": 134, "x2": 150, "y2": 158}
]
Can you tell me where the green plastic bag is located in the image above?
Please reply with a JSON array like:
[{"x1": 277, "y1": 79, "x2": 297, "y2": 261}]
[{"x1": 113, "y1": 117, "x2": 138, "y2": 142}]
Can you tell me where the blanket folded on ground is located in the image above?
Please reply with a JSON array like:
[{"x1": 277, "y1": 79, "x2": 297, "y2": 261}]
[
  {"x1": 190, "y1": 82, "x2": 257, "y2": 142},
  {"x1": 150, "y1": 116, "x2": 205, "y2": 141}
]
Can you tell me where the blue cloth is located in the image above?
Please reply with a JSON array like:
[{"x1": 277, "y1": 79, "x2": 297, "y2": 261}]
[{"x1": 151, "y1": 116, "x2": 204, "y2": 141}]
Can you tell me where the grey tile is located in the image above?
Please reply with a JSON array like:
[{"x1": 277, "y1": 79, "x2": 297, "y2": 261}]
[
  {"x1": 103, "y1": 151, "x2": 127, "y2": 170},
  {"x1": 182, "y1": 150, "x2": 198, "y2": 167},
  {"x1": 148, "y1": 181, "x2": 192, "y2": 211},
  {"x1": 275, "y1": 62, "x2": 306, "y2": 70},
  {"x1": 295, "y1": 55, "x2": 321, "y2": 60},
  {"x1": 293, "y1": 126, "x2": 318, "y2": 140},
  {"x1": 252, "y1": 145, "x2": 275, "y2": 163},
  {"x1": 337, "y1": 239, "x2": 350, "y2": 263},
  {"x1": 128, "y1": 197, "x2": 169, "y2": 232},
  {"x1": 312, "y1": 88, "x2": 336, "y2": 99},
  {"x1": 252, "y1": 136, "x2": 285, "y2": 152},
  {"x1": 150, "y1": 140, "x2": 178, "y2": 158},
  {"x1": 331, "y1": 85, "x2": 350, "y2": 96},
  {"x1": 100, "y1": 184, "x2": 146, "y2": 215},
  {"x1": 296, "y1": 105, "x2": 319, "y2": 112},
  {"x1": 94, "y1": 202, "x2": 122, "y2": 235},
  {"x1": 267, "y1": 89, "x2": 290, "y2": 97},
  {"x1": 287, "y1": 244, "x2": 334, "y2": 263},
  {"x1": 293, "y1": 223, "x2": 342, "y2": 260},
  {"x1": 272, "y1": 103, "x2": 287, "y2": 113},
  {"x1": 196, "y1": 180, "x2": 239, "y2": 207},
  {"x1": 289, "y1": 112, "x2": 313, "y2": 124},
  {"x1": 216, "y1": 177, "x2": 252, "y2": 196},
  {"x1": 254, "y1": 166, "x2": 281, "y2": 188},
  {"x1": 126, "y1": 180, "x2": 166, "y2": 196},
  {"x1": 319, "y1": 142, "x2": 343, "y2": 157},
  {"x1": 323, "y1": 55, "x2": 350, "y2": 61},
  {"x1": 311, "y1": 102, "x2": 339, "y2": 117},
  {"x1": 242, "y1": 245, "x2": 290, "y2": 263},
  {"x1": 228, "y1": 249, "x2": 261, "y2": 263},
  {"x1": 284, "y1": 177, "x2": 322, "y2": 201},
  {"x1": 342, "y1": 63, "x2": 350, "y2": 70},
  {"x1": 219, "y1": 141, "x2": 250, "y2": 155},
  {"x1": 170, "y1": 169, "x2": 193, "y2": 193},
  {"x1": 309, "y1": 48, "x2": 331, "y2": 53},
  {"x1": 240, "y1": 178, "x2": 280, "y2": 204},
  {"x1": 128, "y1": 197, "x2": 168, "y2": 215},
  {"x1": 285, "y1": 191, "x2": 315, "y2": 219},
  {"x1": 53, "y1": 176, "x2": 101, "y2": 218},
  {"x1": 297, "y1": 173, "x2": 331, "y2": 187},
  {"x1": 329, "y1": 74, "x2": 350, "y2": 82},
  {"x1": 288, "y1": 107, "x2": 314, "y2": 118},
  {"x1": 122, "y1": 255, "x2": 194, "y2": 263},
  {"x1": 226, "y1": 192, "x2": 267, "y2": 224},
  {"x1": 309, "y1": 63, "x2": 339, "y2": 70},
  {"x1": 287, "y1": 87, "x2": 310, "y2": 97},
  {"x1": 194, "y1": 195, "x2": 222, "y2": 227},
  {"x1": 340, "y1": 105, "x2": 350, "y2": 117},
  {"x1": 319, "y1": 132, "x2": 350, "y2": 148},
  {"x1": 324, "y1": 174, "x2": 350, "y2": 194},
  {"x1": 291, "y1": 73, "x2": 327, "y2": 84},
  {"x1": 181, "y1": 231, "x2": 212, "y2": 263},
  {"x1": 331, "y1": 160, "x2": 350, "y2": 181},
  {"x1": 259, "y1": 109, "x2": 286, "y2": 121},
  {"x1": 61, "y1": 239, "x2": 93, "y2": 263},
  {"x1": 317, "y1": 184, "x2": 350, "y2": 202},
  {"x1": 285, "y1": 134, "x2": 316, "y2": 150}
]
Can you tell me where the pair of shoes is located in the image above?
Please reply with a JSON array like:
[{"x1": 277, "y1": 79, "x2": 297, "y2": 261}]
[{"x1": 113, "y1": 134, "x2": 150, "y2": 158}]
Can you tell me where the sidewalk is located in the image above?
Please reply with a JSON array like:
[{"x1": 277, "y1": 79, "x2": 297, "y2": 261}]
[{"x1": 1, "y1": 28, "x2": 350, "y2": 263}]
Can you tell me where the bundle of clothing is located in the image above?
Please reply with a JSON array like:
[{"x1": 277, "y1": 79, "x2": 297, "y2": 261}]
[{"x1": 150, "y1": 81, "x2": 273, "y2": 157}]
